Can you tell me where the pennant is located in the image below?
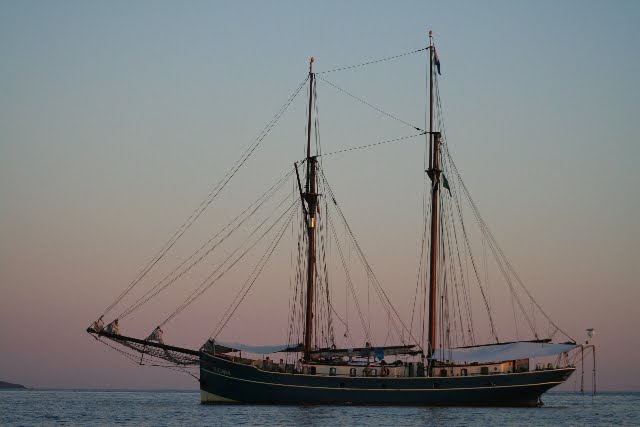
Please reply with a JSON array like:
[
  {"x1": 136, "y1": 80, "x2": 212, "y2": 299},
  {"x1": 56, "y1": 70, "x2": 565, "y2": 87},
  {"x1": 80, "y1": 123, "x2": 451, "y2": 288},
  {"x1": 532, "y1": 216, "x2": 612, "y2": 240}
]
[
  {"x1": 442, "y1": 174, "x2": 451, "y2": 195},
  {"x1": 433, "y1": 46, "x2": 441, "y2": 75}
]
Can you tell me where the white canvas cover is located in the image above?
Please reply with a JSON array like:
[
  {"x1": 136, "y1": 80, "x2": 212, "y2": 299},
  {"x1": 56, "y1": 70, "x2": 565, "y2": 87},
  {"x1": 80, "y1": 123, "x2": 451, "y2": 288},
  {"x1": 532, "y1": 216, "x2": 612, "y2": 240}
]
[
  {"x1": 216, "y1": 341, "x2": 290, "y2": 354},
  {"x1": 438, "y1": 341, "x2": 577, "y2": 363},
  {"x1": 201, "y1": 339, "x2": 290, "y2": 354},
  {"x1": 202, "y1": 341, "x2": 417, "y2": 356}
]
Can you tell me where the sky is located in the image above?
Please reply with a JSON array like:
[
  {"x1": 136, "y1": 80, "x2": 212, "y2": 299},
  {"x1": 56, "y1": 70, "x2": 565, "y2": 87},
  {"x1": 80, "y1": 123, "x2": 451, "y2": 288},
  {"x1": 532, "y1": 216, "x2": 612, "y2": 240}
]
[{"x1": 1, "y1": 0, "x2": 639, "y2": 391}]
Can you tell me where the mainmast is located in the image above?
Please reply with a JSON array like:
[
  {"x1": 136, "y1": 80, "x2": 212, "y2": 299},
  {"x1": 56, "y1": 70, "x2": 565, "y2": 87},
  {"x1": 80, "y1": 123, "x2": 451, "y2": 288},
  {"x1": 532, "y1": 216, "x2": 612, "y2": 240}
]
[
  {"x1": 426, "y1": 31, "x2": 441, "y2": 359},
  {"x1": 303, "y1": 57, "x2": 318, "y2": 360}
]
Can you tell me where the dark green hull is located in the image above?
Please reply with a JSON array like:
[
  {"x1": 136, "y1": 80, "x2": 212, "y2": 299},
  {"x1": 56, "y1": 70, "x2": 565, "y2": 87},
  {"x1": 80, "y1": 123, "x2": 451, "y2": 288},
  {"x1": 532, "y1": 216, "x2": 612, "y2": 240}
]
[{"x1": 200, "y1": 353, "x2": 574, "y2": 406}]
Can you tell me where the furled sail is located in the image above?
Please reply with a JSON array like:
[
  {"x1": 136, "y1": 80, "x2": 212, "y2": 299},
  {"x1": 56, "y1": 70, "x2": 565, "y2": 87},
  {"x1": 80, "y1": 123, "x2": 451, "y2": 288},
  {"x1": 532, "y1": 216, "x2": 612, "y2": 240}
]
[
  {"x1": 438, "y1": 341, "x2": 577, "y2": 363},
  {"x1": 201, "y1": 340, "x2": 419, "y2": 358},
  {"x1": 202, "y1": 339, "x2": 294, "y2": 355}
]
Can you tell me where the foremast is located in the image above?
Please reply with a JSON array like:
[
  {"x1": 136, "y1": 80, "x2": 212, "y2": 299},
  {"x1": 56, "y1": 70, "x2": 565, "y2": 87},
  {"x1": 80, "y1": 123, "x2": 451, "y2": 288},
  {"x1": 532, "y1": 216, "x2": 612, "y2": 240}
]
[
  {"x1": 303, "y1": 57, "x2": 318, "y2": 360},
  {"x1": 426, "y1": 30, "x2": 442, "y2": 360}
]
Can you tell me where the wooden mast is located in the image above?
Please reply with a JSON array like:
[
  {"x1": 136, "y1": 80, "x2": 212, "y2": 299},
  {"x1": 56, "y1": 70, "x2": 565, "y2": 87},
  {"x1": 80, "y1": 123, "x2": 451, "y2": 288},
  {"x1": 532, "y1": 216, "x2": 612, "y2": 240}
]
[
  {"x1": 427, "y1": 31, "x2": 441, "y2": 359},
  {"x1": 303, "y1": 57, "x2": 317, "y2": 360}
]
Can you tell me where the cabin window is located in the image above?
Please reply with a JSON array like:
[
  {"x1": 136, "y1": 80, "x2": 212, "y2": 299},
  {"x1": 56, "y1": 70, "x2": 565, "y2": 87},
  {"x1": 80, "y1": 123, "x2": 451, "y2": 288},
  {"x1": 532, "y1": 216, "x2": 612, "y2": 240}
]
[
  {"x1": 329, "y1": 367, "x2": 337, "y2": 376},
  {"x1": 306, "y1": 366, "x2": 316, "y2": 375},
  {"x1": 461, "y1": 368, "x2": 468, "y2": 376},
  {"x1": 370, "y1": 369, "x2": 377, "y2": 377},
  {"x1": 439, "y1": 369, "x2": 448, "y2": 377},
  {"x1": 480, "y1": 366, "x2": 489, "y2": 375},
  {"x1": 516, "y1": 359, "x2": 529, "y2": 372},
  {"x1": 349, "y1": 368, "x2": 357, "y2": 377}
]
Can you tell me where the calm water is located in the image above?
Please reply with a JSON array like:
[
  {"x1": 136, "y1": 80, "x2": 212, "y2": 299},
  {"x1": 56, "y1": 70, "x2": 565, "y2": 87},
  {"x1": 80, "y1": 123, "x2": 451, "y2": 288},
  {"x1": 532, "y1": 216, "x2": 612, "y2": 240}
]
[{"x1": 1, "y1": 390, "x2": 638, "y2": 426}]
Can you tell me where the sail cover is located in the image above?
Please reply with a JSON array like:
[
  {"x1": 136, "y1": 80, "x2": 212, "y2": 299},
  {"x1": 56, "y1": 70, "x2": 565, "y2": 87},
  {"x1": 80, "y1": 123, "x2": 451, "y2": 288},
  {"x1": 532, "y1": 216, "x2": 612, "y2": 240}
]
[
  {"x1": 202, "y1": 339, "x2": 292, "y2": 354},
  {"x1": 437, "y1": 341, "x2": 577, "y2": 363},
  {"x1": 202, "y1": 339, "x2": 419, "y2": 357}
]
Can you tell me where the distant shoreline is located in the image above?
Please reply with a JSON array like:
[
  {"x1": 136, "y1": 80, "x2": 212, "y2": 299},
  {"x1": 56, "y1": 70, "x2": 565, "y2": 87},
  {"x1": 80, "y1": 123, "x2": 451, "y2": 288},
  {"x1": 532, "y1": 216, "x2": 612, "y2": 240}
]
[{"x1": 0, "y1": 381, "x2": 27, "y2": 390}]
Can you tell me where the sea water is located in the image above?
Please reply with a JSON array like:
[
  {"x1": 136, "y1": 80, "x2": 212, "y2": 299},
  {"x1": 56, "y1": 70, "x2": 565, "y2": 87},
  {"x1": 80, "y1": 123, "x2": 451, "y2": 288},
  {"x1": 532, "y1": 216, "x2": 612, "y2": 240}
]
[{"x1": 1, "y1": 390, "x2": 638, "y2": 426}]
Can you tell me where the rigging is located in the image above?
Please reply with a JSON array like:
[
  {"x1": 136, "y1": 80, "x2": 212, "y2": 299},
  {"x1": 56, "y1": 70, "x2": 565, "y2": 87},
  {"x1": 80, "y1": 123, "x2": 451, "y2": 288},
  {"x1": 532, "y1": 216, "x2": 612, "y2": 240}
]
[
  {"x1": 100, "y1": 77, "x2": 309, "y2": 320},
  {"x1": 88, "y1": 41, "x2": 578, "y2": 394}
]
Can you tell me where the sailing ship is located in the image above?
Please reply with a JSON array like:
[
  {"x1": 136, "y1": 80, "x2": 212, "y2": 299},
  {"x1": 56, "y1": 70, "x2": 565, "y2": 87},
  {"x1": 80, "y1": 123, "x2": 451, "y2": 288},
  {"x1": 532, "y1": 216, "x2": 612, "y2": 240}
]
[{"x1": 87, "y1": 32, "x2": 587, "y2": 406}]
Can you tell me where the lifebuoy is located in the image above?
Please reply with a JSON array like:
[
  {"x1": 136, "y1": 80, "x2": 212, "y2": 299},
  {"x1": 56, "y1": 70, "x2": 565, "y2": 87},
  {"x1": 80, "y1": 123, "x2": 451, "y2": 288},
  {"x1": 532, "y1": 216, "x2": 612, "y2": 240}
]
[{"x1": 381, "y1": 366, "x2": 390, "y2": 377}]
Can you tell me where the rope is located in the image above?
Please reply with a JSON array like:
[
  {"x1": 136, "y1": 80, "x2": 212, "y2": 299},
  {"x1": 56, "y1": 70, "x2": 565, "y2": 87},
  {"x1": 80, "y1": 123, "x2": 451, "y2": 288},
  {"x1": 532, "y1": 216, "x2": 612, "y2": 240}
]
[
  {"x1": 321, "y1": 168, "x2": 423, "y2": 350},
  {"x1": 100, "y1": 76, "x2": 309, "y2": 319},
  {"x1": 446, "y1": 145, "x2": 574, "y2": 342},
  {"x1": 93, "y1": 335, "x2": 199, "y2": 380},
  {"x1": 325, "y1": 205, "x2": 371, "y2": 342},
  {"x1": 434, "y1": 61, "x2": 573, "y2": 342},
  {"x1": 318, "y1": 132, "x2": 425, "y2": 157},
  {"x1": 211, "y1": 204, "x2": 298, "y2": 338},
  {"x1": 316, "y1": 47, "x2": 428, "y2": 74},
  {"x1": 117, "y1": 169, "x2": 294, "y2": 319},
  {"x1": 409, "y1": 174, "x2": 430, "y2": 345},
  {"x1": 316, "y1": 75, "x2": 425, "y2": 132},
  {"x1": 160, "y1": 198, "x2": 298, "y2": 326}
]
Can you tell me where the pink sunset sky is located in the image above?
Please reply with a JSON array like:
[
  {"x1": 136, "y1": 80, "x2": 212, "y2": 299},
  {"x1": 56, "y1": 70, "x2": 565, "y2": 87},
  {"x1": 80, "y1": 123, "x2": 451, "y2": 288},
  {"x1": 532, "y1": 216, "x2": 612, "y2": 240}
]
[{"x1": 1, "y1": 1, "x2": 638, "y2": 391}]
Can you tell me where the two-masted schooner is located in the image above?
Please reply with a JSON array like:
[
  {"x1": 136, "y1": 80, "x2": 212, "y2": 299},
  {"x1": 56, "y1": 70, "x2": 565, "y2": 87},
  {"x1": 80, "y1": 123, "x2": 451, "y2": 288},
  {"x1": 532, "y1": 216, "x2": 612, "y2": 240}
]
[{"x1": 88, "y1": 32, "x2": 585, "y2": 406}]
